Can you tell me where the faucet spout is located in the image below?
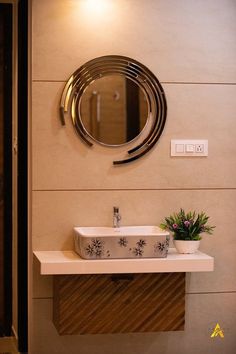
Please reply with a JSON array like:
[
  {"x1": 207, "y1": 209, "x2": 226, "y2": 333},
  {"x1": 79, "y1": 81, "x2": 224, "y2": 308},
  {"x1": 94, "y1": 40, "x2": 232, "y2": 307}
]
[{"x1": 113, "y1": 206, "x2": 121, "y2": 228}]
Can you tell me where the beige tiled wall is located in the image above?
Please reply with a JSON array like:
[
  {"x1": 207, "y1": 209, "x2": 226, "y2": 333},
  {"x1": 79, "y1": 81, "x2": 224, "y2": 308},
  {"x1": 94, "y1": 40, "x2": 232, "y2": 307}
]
[
  {"x1": 31, "y1": 0, "x2": 236, "y2": 353},
  {"x1": 31, "y1": 293, "x2": 236, "y2": 354}
]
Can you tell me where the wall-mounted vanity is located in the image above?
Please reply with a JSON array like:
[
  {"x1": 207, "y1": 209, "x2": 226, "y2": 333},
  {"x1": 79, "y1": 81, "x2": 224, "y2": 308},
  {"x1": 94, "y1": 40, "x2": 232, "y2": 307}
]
[{"x1": 34, "y1": 249, "x2": 214, "y2": 335}]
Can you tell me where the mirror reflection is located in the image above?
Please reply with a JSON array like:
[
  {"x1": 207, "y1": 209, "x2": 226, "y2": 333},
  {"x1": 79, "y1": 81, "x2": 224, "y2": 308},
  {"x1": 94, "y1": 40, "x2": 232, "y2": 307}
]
[{"x1": 80, "y1": 75, "x2": 148, "y2": 146}]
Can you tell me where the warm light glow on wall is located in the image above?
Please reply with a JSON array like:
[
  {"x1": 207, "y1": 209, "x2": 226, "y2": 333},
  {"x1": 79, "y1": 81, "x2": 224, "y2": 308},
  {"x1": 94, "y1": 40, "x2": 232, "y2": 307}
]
[{"x1": 82, "y1": 0, "x2": 111, "y2": 16}]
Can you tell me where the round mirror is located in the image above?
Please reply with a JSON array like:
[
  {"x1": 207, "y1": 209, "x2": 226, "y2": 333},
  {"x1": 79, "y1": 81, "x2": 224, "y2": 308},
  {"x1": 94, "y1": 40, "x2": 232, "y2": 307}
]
[
  {"x1": 80, "y1": 75, "x2": 148, "y2": 146},
  {"x1": 60, "y1": 55, "x2": 167, "y2": 165}
]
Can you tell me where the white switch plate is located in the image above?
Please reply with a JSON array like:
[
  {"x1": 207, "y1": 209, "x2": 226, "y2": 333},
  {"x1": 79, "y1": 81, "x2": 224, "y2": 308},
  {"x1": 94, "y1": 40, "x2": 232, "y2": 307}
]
[{"x1": 171, "y1": 139, "x2": 208, "y2": 157}]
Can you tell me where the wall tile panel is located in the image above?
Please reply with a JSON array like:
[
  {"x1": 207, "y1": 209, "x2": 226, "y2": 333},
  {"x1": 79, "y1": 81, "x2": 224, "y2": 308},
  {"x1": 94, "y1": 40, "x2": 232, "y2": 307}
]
[
  {"x1": 32, "y1": 0, "x2": 236, "y2": 83},
  {"x1": 31, "y1": 294, "x2": 236, "y2": 354},
  {"x1": 32, "y1": 82, "x2": 236, "y2": 190},
  {"x1": 32, "y1": 190, "x2": 236, "y2": 295}
]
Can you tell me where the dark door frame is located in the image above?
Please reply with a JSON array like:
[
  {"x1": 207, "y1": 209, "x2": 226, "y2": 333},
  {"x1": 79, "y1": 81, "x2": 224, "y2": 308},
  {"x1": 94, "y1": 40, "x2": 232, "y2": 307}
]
[
  {"x1": 0, "y1": 2, "x2": 13, "y2": 337},
  {"x1": 17, "y1": 0, "x2": 28, "y2": 352},
  {"x1": 0, "y1": 1, "x2": 28, "y2": 351}
]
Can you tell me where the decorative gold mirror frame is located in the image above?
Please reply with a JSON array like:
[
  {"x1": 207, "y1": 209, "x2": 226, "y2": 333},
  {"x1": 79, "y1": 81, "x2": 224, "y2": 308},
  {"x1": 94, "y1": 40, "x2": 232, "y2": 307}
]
[{"x1": 59, "y1": 55, "x2": 167, "y2": 165}]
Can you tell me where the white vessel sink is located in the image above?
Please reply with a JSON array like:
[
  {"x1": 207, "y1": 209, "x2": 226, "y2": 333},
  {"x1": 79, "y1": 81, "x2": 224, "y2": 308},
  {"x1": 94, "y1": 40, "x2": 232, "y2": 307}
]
[{"x1": 74, "y1": 226, "x2": 170, "y2": 259}]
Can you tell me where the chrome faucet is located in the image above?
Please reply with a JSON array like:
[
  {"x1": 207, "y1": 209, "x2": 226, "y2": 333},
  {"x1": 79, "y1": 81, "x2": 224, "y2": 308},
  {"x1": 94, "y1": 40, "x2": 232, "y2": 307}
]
[{"x1": 113, "y1": 206, "x2": 121, "y2": 228}]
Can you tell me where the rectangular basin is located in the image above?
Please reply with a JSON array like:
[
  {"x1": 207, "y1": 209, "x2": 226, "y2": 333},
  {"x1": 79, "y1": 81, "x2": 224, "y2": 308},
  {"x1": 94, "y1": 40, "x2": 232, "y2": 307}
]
[{"x1": 74, "y1": 226, "x2": 170, "y2": 259}]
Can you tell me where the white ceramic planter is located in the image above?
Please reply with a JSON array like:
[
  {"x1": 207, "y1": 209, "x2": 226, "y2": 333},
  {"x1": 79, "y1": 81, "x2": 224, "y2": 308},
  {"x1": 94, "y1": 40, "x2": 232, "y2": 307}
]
[{"x1": 174, "y1": 240, "x2": 200, "y2": 254}]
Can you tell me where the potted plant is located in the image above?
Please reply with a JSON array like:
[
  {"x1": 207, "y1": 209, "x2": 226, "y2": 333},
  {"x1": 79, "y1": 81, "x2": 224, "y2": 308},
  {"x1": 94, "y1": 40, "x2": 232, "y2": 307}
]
[{"x1": 160, "y1": 208, "x2": 215, "y2": 254}]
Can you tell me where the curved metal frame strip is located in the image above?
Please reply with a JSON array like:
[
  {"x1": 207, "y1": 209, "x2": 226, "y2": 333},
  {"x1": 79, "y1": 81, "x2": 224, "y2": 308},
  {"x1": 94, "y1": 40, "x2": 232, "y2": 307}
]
[{"x1": 60, "y1": 55, "x2": 167, "y2": 165}]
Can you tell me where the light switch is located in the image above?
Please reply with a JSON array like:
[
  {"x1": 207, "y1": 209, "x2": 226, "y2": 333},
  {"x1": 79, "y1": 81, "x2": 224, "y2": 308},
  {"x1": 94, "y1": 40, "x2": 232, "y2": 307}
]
[
  {"x1": 186, "y1": 144, "x2": 194, "y2": 152},
  {"x1": 171, "y1": 139, "x2": 208, "y2": 157},
  {"x1": 175, "y1": 144, "x2": 184, "y2": 153}
]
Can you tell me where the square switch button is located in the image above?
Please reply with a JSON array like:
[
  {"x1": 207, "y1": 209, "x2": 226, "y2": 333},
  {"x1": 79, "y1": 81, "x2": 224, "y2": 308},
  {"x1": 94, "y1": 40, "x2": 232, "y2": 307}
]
[
  {"x1": 185, "y1": 144, "x2": 195, "y2": 152},
  {"x1": 175, "y1": 144, "x2": 184, "y2": 153}
]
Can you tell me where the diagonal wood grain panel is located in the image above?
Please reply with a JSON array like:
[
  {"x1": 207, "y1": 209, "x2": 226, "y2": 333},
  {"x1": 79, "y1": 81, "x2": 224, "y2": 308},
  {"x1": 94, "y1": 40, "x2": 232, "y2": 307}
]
[{"x1": 53, "y1": 273, "x2": 185, "y2": 335}]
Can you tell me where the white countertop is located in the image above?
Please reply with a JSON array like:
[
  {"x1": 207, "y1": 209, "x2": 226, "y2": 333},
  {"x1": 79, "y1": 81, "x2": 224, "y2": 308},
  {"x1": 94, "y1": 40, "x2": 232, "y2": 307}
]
[{"x1": 33, "y1": 248, "x2": 214, "y2": 275}]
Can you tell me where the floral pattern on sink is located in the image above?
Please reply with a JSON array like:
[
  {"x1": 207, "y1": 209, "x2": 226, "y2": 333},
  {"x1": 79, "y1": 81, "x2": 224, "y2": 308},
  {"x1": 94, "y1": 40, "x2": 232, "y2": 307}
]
[{"x1": 74, "y1": 233, "x2": 170, "y2": 259}]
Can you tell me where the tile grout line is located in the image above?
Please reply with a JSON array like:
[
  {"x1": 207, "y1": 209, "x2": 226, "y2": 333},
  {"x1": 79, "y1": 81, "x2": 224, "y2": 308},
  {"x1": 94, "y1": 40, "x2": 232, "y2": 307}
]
[
  {"x1": 187, "y1": 291, "x2": 236, "y2": 295},
  {"x1": 32, "y1": 79, "x2": 236, "y2": 85},
  {"x1": 33, "y1": 290, "x2": 236, "y2": 300},
  {"x1": 162, "y1": 82, "x2": 236, "y2": 85},
  {"x1": 32, "y1": 188, "x2": 236, "y2": 192}
]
